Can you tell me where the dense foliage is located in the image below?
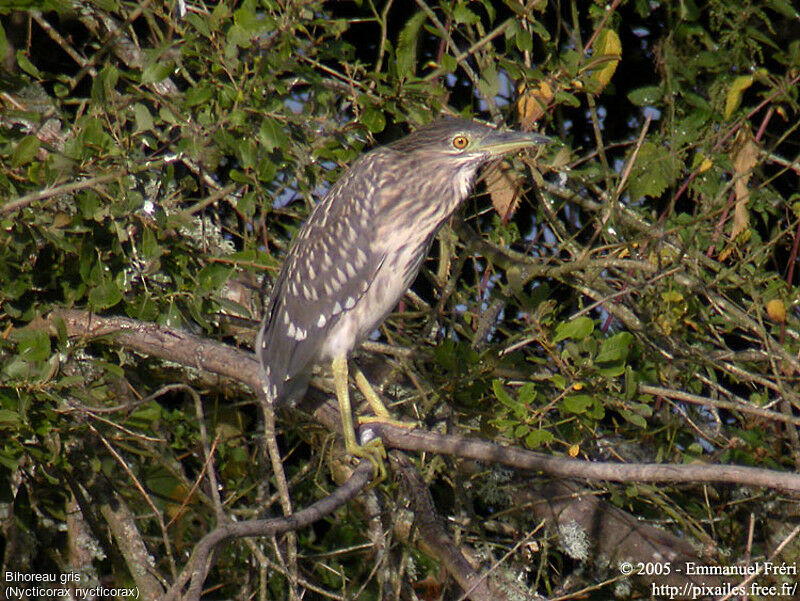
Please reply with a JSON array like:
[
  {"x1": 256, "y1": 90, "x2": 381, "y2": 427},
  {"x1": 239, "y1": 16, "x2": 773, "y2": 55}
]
[{"x1": 1, "y1": 1, "x2": 799, "y2": 600}]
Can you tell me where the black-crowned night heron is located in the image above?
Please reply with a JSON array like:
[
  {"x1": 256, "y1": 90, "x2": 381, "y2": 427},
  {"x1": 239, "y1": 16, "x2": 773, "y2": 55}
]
[{"x1": 257, "y1": 117, "x2": 548, "y2": 467}]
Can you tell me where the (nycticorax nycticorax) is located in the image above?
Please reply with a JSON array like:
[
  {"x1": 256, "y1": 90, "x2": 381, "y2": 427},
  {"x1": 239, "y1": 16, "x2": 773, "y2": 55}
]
[{"x1": 257, "y1": 117, "x2": 548, "y2": 466}]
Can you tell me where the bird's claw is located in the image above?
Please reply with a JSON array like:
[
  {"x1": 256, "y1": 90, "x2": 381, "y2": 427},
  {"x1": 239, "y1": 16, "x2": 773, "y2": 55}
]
[{"x1": 346, "y1": 436, "x2": 387, "y2": 484}]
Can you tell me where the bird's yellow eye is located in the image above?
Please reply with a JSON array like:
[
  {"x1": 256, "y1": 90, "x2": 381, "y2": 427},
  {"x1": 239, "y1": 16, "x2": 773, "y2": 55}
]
[{"x1": 452, "y1": 135, "x2": 469, "y2": 150}]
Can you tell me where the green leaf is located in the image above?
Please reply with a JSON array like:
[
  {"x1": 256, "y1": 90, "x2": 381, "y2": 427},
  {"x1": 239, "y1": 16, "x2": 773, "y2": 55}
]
[
  {"x1": 478, "y1": 63, "x2": 500, "y2": 99},
  {"x1": 396, "y1": 11, "x2": 427, "y2": 79},
  {"x1": 528, "y1": 18, "x2": 551, "y2": 42},
  {"x1": 628, "y1": 86, "x2": 662, "y2": 106},
  {"x1": 595, "y1": 332, "x2": 634, "y2": 363},
  {"x1": 140, "y1": 226, "x2": 162, "y2": 261},
  {"x1": 0, "y1": 23, "x2": 6, "y2": 60},
  {"x1": 0, "y1": 409, "x2": 21, "y2": 426},
  {"x1": 233, "y1": 4, "x2": 266, "y2": 33},
  {"x1": 525, "y1": 429, "x2": 554, "y2": 449},
  {"x1": 587, "y1": 397, "x2": 605, "y2": 420},
  {"x1": 765, "y1": 0, "x2": 799, "y2": 19},
  {"x1": 515, "y1": 28, "x2": 533, "y2": 53},
  {"x1": 142, "y1": 60, "x2": 174, "y2": 84},
  {"x1": 197, "y1": 263, "x2": 231, "y2": 292},
  {"x1": 683, "y1": 91, "x2": 711, "y2": 111},
  {"x1": 238, "y1": 139, "x2": 257, "y2": 169},
  {"x1": 89, "y1": 280, "x2": 123, "y2": 310},
  {"x1": 518, "y1": 382, "x2": 537, "y2": 405},
  {"x1": 453, "y1": 2, "x2": 480, "y2": 24},
  {"x1": 126, "y1": 294, "x2": 159, "y2": 321},
  {"x1": 13, "y1": 330, "x2": 51, "y2": 362},
  {"x1": 93, "y1": 0, "x2": 119, "y2": 10},
  {"x1": 554, "y1": 317, "x2": 594, "y2": 343},
  {"x1": 258, "y1": 118, "x2": 288, "y2": 152},
  {"x1": 91, "y1": 64, "x2": 119, "y2": 106},
  {"x1": 628, "y1": 402, "x2": 653, "y2": 417},
  {"x1": 478, "y1": 0, "x2": 496, "y2": 21},
  {"x1": 226, "y1": 24, "x2": 251, "y2": 49},
  {"x1": 554, "y1": 90, "x2": 580, "y2": 107},
  {"x1": 11, "y1": 136, "x2": 40, "y2": 167},
  {"x1": 550, "y1": 373, "x2": 567, "y2": 389},
  {"x1": 561, "y1": 394, "x2": 593, "y2": 414},
  {"x1": 492, "y1": 379, "x2": 521, "y2": 411},
  {"x1": 621, "y1": 409, "x2": 648, "y2": 428},
  {"x1": 186, "y1": 12, "x2": 210, "y2": 37},
  {"x1": 724, "y1": 74, "x2": 753, "y2": 119},
  {"x1": 361, "y1": 107, "x2": 386, "y2": 133},
  {"x1": 624, "y1": 366, "x2": 637, "y2": 401},
  {"x1": 128, "y1": 402, "x2": 163, "y2": 429},
  {"x1": 598, "y1": 363, "x2": 626, "y2": 378},
  {"x1": 440, "y1": 53, "x2": 457, "y2": 73},
  {"x1": 133, "y1": 103, "x2": 154, "y2": 133},
  {"x1": 0, "y1": 451, "x2": 20, "y2": 471},
  {"x1": 65, "y1": 117, "x2": 116, "y2": 159},
  {"x1": 96, "y1": 360, "x2": 125, "y2": 378},
  {"x1": 625, "y1": 141, "x2": 682, "y2": 200},
  {"x1": 16, "y1": 50, "x2": 42, "y2": 78},
  {"x1": 185, "y1": 84, "x2": 215, "y2": 107}
]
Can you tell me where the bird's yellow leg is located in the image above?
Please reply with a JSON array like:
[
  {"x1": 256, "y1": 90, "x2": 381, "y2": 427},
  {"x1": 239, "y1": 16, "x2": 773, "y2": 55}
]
[
  {"x1": 331, "y1": 356, "x2": 386, "y2": 480},
  {"x1": 353, "y1": 366, "x2": 418, "y2": 430},
  {"x1": 352, "y1": 366, "x2": 391, "y2": 418}
]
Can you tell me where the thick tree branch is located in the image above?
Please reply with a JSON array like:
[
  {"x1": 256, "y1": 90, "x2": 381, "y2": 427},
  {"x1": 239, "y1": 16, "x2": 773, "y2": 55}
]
[
  {"x1": 35, "y1": 309, "x2": 800, "y2": 493},
  {"x1": 41, "y1": 308, "x2": 262, "y2": 390},
  {"x1": 363, "y1": 422, "x2": 800, "y2": 493},
  {"x1": 392, "y1": 453, "x2": 503, "y2": 601}
]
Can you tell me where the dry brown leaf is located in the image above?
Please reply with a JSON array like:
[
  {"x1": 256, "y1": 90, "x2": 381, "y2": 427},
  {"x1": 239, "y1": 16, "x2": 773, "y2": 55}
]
[
  {"x1": 486, "y1": 161, "x2": 524, "y2": 223},
  {"x1": 730, "y1": 131, "x2": 759, "y2": 239},
  {"x1": 517, "y1": 79, "x2": 554, "y2": 130}
]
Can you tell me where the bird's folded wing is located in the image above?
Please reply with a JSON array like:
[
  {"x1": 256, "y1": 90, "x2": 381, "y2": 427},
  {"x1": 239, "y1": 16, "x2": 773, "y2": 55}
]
[{"x1": 258, "y1": 206, "x2": 385, "y2": 397}]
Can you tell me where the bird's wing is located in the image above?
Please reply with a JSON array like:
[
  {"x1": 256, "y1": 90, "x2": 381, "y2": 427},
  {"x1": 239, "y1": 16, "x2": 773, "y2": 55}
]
[{"x1": 258, "y1": 182, "x2": 386, "y2": 400}]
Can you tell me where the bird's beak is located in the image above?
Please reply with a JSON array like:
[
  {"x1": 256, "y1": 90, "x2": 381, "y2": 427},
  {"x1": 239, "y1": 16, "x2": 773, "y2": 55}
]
[{"x1": 479, "y1": 129, "x2": 550, "y2": 156}]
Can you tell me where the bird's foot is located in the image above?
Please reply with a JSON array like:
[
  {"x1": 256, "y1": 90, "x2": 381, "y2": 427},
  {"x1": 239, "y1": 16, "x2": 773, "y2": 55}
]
[
  {"x1": 345, "y1": 436, "x2": 387, "y2": 483},
  {"x1": 349, "y1": 418, "x2": 416, "y2": 483}
]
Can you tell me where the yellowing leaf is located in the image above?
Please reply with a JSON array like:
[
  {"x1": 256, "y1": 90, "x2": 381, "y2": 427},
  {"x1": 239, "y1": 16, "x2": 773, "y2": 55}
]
[
  {"x1": 766, "y1": 299, "x2": 786, "y2": 323},
  {"x1": 590, "y1": 29, "x2": 621, "y2": 89},
  {"x1": 568, "y1": 444, "x2": 580, "y2": 457},
  {"x1": 724, "y1": 75, "x2": 754, "y2": 119},
  {"x1": 550, "y1": 146, "x2": 572, "y2": 170},
  {"x1": 517, "y1": 80, "x2": 554, "y2": 129},
  {"x1": 730, "y1": 131, "x2": 760, "y2": 239},
  {"x1": 661, "y1": 290, "x2": 684, "y2": 303}
]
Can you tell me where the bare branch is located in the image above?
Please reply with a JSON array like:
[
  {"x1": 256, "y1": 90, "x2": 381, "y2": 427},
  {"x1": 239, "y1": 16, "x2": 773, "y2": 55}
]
[{"x1": 166, "y1": 460, "x2": 373, "y2": 601}]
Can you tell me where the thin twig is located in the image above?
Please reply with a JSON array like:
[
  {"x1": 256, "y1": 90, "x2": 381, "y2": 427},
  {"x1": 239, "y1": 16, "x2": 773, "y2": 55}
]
[{"x1": 2, "y1": 173, "x2": 119, "y2": 216}]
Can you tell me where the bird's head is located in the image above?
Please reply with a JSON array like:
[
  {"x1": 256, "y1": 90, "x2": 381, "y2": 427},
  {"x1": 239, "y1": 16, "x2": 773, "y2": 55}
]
[
  {"x1": 387, "y1": 117, "x2": 549, "y2": 166},
  {"x1": 373, "y1": 117, "x2": 548, "y2": 209}
]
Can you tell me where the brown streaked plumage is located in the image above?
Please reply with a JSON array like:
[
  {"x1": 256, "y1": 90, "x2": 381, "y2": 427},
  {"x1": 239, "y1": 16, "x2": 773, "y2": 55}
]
[{"x1": 257, "y1": 117, "x2": 548, "y2": 463}]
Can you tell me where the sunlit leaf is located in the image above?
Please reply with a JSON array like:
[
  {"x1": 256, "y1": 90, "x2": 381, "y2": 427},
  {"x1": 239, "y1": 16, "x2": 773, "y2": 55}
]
[
  {"x1": 554, "y1": 317, "x2": 594, "y2": 342},
  {"x1": 396, "y1": 11, "x2": 427, "y2": 79}
]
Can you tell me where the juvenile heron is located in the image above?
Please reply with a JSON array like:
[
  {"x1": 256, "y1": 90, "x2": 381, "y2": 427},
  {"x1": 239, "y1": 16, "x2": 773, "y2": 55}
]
[{"x1": 257, "y1": 117, "x2": 548, "y2": 464}]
